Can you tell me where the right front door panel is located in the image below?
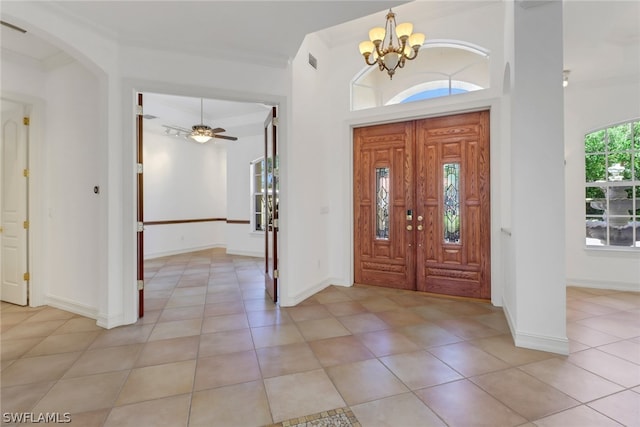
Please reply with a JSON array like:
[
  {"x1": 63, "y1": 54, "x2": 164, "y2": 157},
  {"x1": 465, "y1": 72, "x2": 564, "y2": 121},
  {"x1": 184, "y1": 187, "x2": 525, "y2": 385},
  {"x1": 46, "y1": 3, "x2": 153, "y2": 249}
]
[
  {"x1": 415, "y1": 112, "x2": 490, "y2": 299},
  {"x1": 354, "y1": 111, "x2": 490, "y2": 300}
]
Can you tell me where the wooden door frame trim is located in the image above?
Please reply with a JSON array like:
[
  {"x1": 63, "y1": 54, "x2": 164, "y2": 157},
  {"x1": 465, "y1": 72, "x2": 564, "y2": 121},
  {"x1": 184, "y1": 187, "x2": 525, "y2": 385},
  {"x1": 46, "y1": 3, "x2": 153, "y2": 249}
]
[{"x1": 136, "y1": 93, "x2": 144, "y2": 318}]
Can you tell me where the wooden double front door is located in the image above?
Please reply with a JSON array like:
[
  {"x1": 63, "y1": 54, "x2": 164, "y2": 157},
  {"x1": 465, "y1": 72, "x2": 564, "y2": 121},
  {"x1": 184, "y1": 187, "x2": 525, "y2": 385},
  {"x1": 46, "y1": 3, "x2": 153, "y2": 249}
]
[{"x1": 354, "y1": 111, "x2": 490, "y2": 299}]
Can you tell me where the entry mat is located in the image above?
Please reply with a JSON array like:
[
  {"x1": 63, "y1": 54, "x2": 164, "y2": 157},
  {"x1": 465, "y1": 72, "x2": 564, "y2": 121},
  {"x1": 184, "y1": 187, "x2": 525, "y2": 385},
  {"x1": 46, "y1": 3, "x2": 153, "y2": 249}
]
[{"x1": 265, "y1": 407, "x2": 360, "y2": 427}]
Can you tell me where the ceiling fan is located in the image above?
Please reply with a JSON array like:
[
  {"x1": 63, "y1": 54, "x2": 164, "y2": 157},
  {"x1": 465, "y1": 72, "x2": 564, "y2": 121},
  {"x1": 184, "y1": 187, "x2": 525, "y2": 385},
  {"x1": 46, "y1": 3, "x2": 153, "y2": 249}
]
[{"x1": 162, "y1": 98, "x2": 238, "y2": 143}]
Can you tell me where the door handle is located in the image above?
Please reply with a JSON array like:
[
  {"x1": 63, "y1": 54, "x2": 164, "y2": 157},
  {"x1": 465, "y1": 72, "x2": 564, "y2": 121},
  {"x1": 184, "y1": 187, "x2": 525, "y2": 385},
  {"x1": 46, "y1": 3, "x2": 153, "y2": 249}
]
[
  {"x1": 406, "y1": 225, "x2": 413, "y2": 231},
  {"x1": 417, "y1": 225, "x2": 423, "y2": 231}
]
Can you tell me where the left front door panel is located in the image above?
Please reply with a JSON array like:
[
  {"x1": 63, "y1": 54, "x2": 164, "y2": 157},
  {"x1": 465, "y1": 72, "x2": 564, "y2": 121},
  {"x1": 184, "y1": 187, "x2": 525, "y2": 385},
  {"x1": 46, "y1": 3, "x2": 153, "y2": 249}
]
[{"x1": 354, "y1": 122, "x2": 416, "y2": 290}]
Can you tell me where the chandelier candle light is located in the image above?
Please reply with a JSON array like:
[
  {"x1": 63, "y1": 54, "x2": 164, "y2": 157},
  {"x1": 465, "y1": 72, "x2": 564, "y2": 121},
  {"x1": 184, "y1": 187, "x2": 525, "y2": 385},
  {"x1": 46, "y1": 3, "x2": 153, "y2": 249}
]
[{"x1": 358, "y1": 9, "x2": 425, "y2": 79}]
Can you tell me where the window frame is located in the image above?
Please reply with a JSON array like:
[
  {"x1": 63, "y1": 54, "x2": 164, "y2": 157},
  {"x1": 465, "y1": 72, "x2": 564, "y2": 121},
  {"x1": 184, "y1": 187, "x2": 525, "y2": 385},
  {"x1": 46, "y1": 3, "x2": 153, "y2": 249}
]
[
  {"x1": 584, "y1": 119, "x2": 639, "y2": 249},
  {"x1": 250, "y1": 157, "x2": 265, "y2": 233}
]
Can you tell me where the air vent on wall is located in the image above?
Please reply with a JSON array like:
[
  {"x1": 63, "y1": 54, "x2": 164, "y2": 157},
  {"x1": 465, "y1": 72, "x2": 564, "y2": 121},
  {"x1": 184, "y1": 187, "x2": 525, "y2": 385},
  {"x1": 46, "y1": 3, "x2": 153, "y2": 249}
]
[{"x1": 308, "y1": 53, "x2": 318, "y2": 70}]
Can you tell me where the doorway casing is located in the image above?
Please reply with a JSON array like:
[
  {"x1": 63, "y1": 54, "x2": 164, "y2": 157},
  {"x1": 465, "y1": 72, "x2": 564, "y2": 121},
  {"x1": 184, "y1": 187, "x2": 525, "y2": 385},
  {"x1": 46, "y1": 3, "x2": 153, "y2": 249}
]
[{"x1": 124, "y1": 79, "x2": 288, "y2": 319}]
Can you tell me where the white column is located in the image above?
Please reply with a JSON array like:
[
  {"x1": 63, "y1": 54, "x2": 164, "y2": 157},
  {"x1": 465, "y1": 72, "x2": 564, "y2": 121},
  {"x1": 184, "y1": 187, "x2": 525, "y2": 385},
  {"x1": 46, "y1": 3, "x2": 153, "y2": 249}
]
[{"x1": 509, "y1": 0, "x2": 568, "y2": 354}]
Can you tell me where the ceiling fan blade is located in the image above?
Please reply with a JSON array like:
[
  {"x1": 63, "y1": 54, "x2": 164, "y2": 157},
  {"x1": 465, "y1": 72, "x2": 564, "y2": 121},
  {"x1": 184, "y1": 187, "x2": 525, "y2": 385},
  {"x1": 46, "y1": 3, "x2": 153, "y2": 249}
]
[
  {"x1": 214, "y1": 134, "x2": 238, "y2": 141},
  {"x1": 211, "y1": 127, "x2": 225, "y2": 133}
]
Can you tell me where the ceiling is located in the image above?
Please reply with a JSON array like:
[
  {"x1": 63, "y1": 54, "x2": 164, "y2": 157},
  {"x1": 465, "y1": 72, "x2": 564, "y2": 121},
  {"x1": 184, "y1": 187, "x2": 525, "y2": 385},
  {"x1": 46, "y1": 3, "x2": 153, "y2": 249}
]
[
  {"x1": 141, "y1": 93, "x2": 272, "y2": 139},
  {"x1": 41, "y1": 0, "x2": 406, "y2": 68},
  {"x1": 1, "y1": 0, "x2": 638, "y2": 136}
]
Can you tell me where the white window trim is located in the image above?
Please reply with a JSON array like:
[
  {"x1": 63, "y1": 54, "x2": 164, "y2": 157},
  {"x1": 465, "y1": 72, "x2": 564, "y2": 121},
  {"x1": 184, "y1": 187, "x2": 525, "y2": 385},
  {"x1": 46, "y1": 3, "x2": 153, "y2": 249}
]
[
  {"x1": 250, "y1": 157, "x2": 265, "y2": 233},
  {"x1": 584, "y1": 119, "x2": 639, "y2": 250}
]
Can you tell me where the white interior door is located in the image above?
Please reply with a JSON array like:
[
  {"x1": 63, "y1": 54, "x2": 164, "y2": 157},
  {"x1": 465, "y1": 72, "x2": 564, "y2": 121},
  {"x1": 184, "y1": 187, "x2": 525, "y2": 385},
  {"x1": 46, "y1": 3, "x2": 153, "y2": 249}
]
[{"x1": 1, "y1": 100, "x2": 28, "y2": 305}]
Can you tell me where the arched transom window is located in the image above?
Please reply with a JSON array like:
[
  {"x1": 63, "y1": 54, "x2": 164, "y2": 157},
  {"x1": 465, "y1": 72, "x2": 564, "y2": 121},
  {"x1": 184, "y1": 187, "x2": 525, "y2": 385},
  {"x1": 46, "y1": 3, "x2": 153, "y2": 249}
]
[{"x1": 351, "y1": 40, "x2": 490, "y2": 111}]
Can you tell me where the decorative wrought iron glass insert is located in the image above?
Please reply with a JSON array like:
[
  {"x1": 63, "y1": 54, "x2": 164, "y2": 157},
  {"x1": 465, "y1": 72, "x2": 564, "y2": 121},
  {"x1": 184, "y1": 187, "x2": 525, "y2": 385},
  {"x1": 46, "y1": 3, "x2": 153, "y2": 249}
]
[
  {"x1": 376, "y1": 167, "x2": 390, "y2": 239},
  {"x1": 443, "y1": 163, "x2": 461, "y2": 244}
]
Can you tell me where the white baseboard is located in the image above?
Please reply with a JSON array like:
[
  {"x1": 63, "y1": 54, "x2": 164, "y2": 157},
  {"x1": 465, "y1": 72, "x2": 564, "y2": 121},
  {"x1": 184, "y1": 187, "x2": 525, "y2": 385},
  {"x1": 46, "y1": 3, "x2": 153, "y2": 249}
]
[
  {"x1": 45, "y1": 295, "x2": 99, "y2": 321},
  {"x1": 225, "y1": 249, "x2": 264, "y2": 258},
  {"x1": 279, "y1": 278, "x2": 335, "y2": 307},
  {"x1": 502, "y1": 298, "x2": 569, "y2": 355},
  {"x1": 567, "y1": 277, "x2": 640, "y2": 292},
  {"x1": 514, "y1": 331, "x2": 569, "y2": 355},
  {"x1": 96, "y1": 312, "x2": 126, "y2": 329},
  {"x1": 325, "y1": 278, "x2": 351, "y2": 288},
  {"x1": 502, "y1": 298, "x2": 517, "y2": 338},
  {"x1": 144, "y1": 244, "x2": 225, "y2": 260}
]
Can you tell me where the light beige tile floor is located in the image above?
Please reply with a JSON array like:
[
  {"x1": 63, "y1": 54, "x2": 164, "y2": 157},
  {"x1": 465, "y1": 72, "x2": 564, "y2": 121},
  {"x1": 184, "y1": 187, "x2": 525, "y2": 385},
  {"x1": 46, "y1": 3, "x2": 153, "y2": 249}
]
[{"x1": 1, "y1": 248, "x2": 639, "y2": 426}]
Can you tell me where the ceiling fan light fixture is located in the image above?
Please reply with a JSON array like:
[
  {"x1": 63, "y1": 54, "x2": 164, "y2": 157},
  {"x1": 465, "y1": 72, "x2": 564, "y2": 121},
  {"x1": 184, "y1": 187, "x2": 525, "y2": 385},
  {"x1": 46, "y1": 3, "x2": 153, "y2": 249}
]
[
  {"x1": 190, "y1": 125, "x2": 214, "y2": 143},
  {"x1": 189, "y1": 98, "x2": 215, "y2": 143},
  {"x1": 164, "y1": 98, "x2": 237, "y2": 143}
]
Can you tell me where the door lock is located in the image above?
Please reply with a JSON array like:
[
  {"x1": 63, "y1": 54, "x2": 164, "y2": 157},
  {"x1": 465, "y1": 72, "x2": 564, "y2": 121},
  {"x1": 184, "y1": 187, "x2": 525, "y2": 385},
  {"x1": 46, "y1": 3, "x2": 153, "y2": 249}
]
[
  {"x1": 417, "y1": 225, "x2": 424, "y2": 231},
  {"x1": 406, "y1": 225, "x2": 413, "y2": 231},
  {"x1": 417, "y1": 215, "x2": 423, "y2": 221}
]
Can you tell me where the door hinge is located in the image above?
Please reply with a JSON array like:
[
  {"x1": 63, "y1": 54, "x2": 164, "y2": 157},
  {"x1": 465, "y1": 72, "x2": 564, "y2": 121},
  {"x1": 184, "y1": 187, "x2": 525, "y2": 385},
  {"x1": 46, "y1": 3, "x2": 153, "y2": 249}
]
[
  {"x1": 23, "y1": 169, "x2": 29, "y2": 177},
  {"x1": 137, "y1": 222, "x2": 144, "y2": 232},
  {"x1": 24, "y1": 272, "x2": 30, "y2": 281},
  {"x1": 273, "y1": 269, "x2": 279, "y2": 279},
  {"x1": 136, "y1": 163, "x2": 143, "y2": 174},
  {"x1": 23, "y1": 117, "x2": 30, "y2": 126},
  {"x1": 137, "y1": 280, "x2": 144, "y2": 290},
  {"x1": 272, "y1": 218, "x2": 278, "y2": 229},
  {"x1": 272, "y1": 117, "x2": 279, "y2": 126},
  {"x1": 136, "y1": 105, "x2": 143, "y2": 115},
  {"x1": 0, "y1": 226, "x2": 3, "y2": 233},
  {"x1": 23, "y1": 221, "x2": 29, "y2": 229}
]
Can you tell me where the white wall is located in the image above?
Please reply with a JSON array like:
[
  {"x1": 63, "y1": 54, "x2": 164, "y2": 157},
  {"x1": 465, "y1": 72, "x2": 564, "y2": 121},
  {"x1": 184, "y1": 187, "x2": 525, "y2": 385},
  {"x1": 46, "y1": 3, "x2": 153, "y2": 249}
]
[
  {"x1": 143, "y1": 129, "x2": 227, "y2": 258},
  {"x1": 508, "y1": 1, "x2": 567, "y2": 354},
  {"x1": 226, "y1": 133, "x2": 265, "y2": 257},
  {"x1": 280, "y1": 32, "x2": 333, "y2": 305},
  {"x1": 1, "y1": 57, "x2": 47, "y2": 96},
  {"x1": 44, "y1": 61, "x2": 102, "y2": 316},
  {"x1": 500, "y1": 0, "x2": 517, "y2": 328},
  {"x1": 565, "y1": 78, "x2": 640, "y2": 291},
  {"x1": 142, "y1": 126, "x2": 267, "y2": 260},
  {"x1": 1, "y1": 57, "x2": 104, "y2": 318}
]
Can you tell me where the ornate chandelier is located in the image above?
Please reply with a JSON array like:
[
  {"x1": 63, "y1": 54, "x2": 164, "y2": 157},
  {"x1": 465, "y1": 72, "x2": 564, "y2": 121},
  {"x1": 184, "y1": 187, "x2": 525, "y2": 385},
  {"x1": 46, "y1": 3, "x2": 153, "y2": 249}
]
[{"x1": 358, "y1": 9, "x2": 425, "y2": 79}]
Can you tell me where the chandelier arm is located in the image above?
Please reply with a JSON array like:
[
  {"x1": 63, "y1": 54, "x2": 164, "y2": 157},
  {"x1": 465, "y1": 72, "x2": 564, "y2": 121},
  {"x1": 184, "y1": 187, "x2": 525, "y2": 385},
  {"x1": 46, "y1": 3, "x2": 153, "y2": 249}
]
[
  {"x1": 373, "y1": 42, "x2": 385, "y2": 61},
  {"x1": 404, "y1": 47, "x2": 420, "y2": 61},
  {"x1": 363, "y1": 53, "x2": 378, "y2": 66}
]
